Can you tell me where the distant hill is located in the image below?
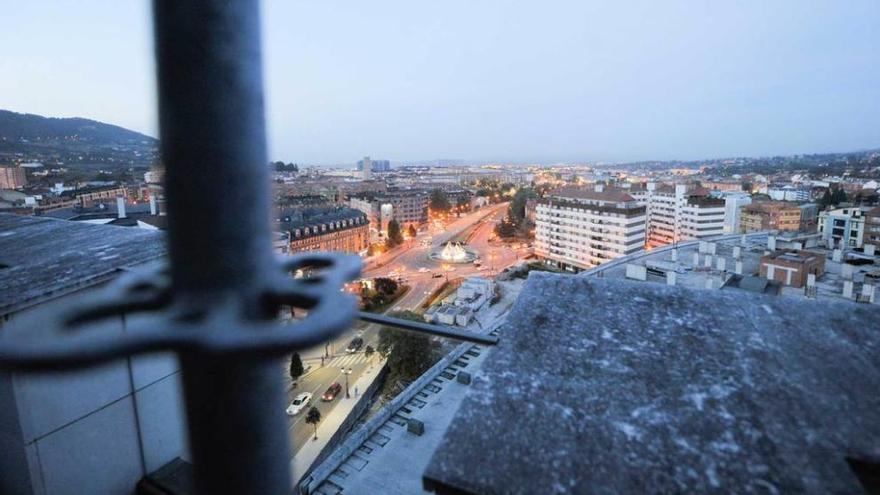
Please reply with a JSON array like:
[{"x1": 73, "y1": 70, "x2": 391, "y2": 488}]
[
  {"x1": 0, "y1": 110, "x2": 158, "y2": 168},
  {"x1": 0, "y1": 110, "x2": 155, "y2": 145}
]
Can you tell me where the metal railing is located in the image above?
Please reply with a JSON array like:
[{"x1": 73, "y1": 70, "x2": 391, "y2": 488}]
[{"x1": 0, "y1": 2, "x2": 495, "y2": 494}]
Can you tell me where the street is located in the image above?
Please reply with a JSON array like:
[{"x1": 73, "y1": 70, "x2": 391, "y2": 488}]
[{"x1": 283, "y1": 202, "x2": 523, "y2": 456}]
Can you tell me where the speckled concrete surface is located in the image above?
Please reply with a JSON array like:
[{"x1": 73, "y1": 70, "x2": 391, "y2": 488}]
[{"x1": 424, "y1": 272, "x2": 880, "y2": 494}]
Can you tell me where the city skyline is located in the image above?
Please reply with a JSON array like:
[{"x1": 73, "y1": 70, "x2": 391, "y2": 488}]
[{"x1": 1, "y1": 1, "x2": 879, "y2": 164}]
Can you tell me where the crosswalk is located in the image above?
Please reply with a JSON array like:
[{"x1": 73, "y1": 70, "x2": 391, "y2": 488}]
[{"x1": 325, "y1": 352, "x2": 372, "y2": 368}]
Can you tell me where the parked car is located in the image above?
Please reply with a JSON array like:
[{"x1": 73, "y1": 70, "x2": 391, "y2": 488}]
[
  {"x1": 432, "y1": 273, "x2": 443, "y2": 279},
  {"x1": 286, "y1": 392, "x2": 312, "y2": 415},
  {"x1": 346, "y1": 337, "x2": 364, "y2": 353},
  {"x1": 322, "y1": 382, "x2": 343, "y2": 401}
]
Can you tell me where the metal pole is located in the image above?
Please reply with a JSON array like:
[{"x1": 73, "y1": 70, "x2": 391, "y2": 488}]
[{"x1": 152, "y1": 2, "x2": 290, "y2": 494}]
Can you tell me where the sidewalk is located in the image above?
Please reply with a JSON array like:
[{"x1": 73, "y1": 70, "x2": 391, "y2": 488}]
[{"x1": 290, "y1": 359, "x2": 387, "y2": 485}]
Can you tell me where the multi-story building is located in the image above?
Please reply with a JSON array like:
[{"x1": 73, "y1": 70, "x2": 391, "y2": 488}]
[
  {"x1": 739, "y1": 202, "x2": 803, "y2": 233},
  {"x1": 279, "y1": 207, "x2": 370, "y2": 255},
  {"x1": 768, "y1": 185, "x2": 811, "y2": 202},
  {"x1": 818, "y1": 206, "x2": 870, "y2": 248},
  {"x1": 60, "y1": 185, "x2": 128, "y2": 208},
  {"x1": 798, "y1": 203, "x2": 820, "y2": 232},
  {"x1": 723, "y1": 192, "x2": 752, "y2": 233},
  {"x1": 535, "y1": 185, "x2": 646, "y2": 272},
  {"x1": 359, "y1": 156, "x2": 372, "y2": 180},
  {"x1": 640, "y1": 183, "x2": 725, "y2": 248},
  {"x1": 701, "y1": 179, "x2": 743, "y2": 193},
  {"x1": 865, "y1": 207, "x2": 880, "y2": 249},
  {"x1": 0, "y1": 165, "x2": 27, "y2": 189},
  {"x1": 349, "y1": 189, "x2": 428, "y2": 233},
  {"x1": 358, "y1": 158, "x2": 390, "y2": 172}
]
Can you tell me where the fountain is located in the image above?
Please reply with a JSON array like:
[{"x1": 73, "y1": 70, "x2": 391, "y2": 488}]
[
  {"x1": 429, "y1": 241, "x2": 477, "y2": 263},
  {"x1": 441, "y1": 242, "x2": 468, "y2": 262}
]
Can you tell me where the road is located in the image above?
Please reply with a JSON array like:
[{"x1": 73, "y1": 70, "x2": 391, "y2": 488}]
[{"x1": 284, "y1": 202, "x2": 524, "y2": 454}]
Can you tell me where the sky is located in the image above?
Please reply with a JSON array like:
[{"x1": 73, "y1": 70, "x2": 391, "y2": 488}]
[{"x1": 2, "y1": 1, "x2": 879, "y2": 164}]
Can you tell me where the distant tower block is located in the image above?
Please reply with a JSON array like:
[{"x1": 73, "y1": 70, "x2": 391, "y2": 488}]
[
  {"x1": 841, "y1": 263, "x2": 854, "y2": 280},
  {"x1": 670, "y1": 249, "x2": 678, "y2": 262},
  {"x1": 716, "y1": 257, "x2": 726, "y2": 272},
  {"x1": 666, "y1": 271, "x2": 677, "y2": 286},
  {"x1": 362, "y1": 156, "x2": 372, "y2": 180},
  {"x1": 692, "y1": 252, "x2": 700, "y2": 267},
  {"x1": 735, "y1": 260, "x2": 743, "y2": 275},
  {"x1": 733, "y1": 246, "x2": 742, "y2": 259}
]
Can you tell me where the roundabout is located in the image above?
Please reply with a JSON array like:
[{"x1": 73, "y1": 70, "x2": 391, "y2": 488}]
[{"x1": 428, "y1": 242, "x2": 478, "y2": 264}]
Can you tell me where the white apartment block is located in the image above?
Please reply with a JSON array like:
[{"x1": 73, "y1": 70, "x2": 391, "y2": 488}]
[
  {"x1": 818, "y1": 206, "x2": 869, "y2": 248},
  {"x1": 535, "y1": 185, "x2": 646, "y2": 272},
  {"x1": 642, "y1": 183, "x2": 726, "y2": 247}
]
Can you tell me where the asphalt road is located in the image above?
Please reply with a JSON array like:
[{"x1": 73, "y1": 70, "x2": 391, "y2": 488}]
[{"x1": 283, "y1": 202, "x2": 525, "y2": 454}]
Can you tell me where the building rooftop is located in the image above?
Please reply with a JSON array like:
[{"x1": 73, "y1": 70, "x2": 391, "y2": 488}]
[
  {"x1": 423, "y1": 273, "x2": 880, "y2": 494},
  {"x1": 547, "y1": 186, "x2": 634, "y2": 203},
  {"x1": 278, "y1": 207, "x2": 367, "y2": 237},
  {"x1": 0, "y1": 213, "x2": 166, "y2": 316}
]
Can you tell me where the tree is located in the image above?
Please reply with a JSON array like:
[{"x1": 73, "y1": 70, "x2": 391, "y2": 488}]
[
  {"x1": 289, "y1": 353, "x2": 304, "y2": 381},
  {"x1": 407, "y1": 224, "x2": 417, "y2": 239},
  {"x1": 820, "y1": 188, "x2": 833, "y2": 208},
  {"x1": 377, "y1": 311, "x2": 436, "y2": 382},
  {"x1": 374, "y1": 277, "x2": 399, "y2": 296},
  {"x1": 507, "y1": 188, "x2": 537, "y2": 225},
  {"x1": 306, "y1": 407, "x2": 321, "y2": 440},
  {"x1": 386, "y1": 219, "x2": 404, "y2": 247},
  {"x1": 429, "y1": 189, "x2": 452, "y2": 213}
]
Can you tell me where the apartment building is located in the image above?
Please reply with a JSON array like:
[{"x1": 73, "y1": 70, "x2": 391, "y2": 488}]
[
  {"x1": 535, "y1": 185, "x2": 646, "y2": 272},
  {"x1": 640, "y1": 183, "x2": 725, "y2": 248},
  {"x1": 278, "y1": 207, "x2": 370, "y2": 255},
  {"x1": 349, "y1": 188, "x2": 428, "y2": 233},
  {"x1": 865, "y1": 207, "x2": 880, "y2": 249},
  {"x1": 740, "y1": 202, "x2": 803, "y2": 233},
  {"x1": 818, "y1": 206, "x2": 870, "y2": 248},
  {"x1": 0, "y1": 165, "x2": 27, "y2": 189}
]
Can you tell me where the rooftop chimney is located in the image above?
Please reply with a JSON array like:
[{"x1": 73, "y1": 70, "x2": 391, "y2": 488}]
[{"x1": 116, "y1": 196, "x2": 127, "y2": 219}]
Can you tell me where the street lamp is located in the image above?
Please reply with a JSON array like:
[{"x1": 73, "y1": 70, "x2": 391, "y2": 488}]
[{"x1": 342, "y1": 367, "x2": 353, "y2": 398}]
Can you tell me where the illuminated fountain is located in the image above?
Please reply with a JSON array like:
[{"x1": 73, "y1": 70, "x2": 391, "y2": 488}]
[
  {"x1": 441, "y1": 242, "x2": 467, "y2": 261},
  {"x1": 429, "y1": 241, "x2": 477, "y2": 263}
]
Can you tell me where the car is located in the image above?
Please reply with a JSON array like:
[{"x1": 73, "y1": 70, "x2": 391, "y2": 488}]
[
  {"x1": 476, "y1": 266, "x2": 487, "y2": 271},
  {"x1": 418, "y1": 267, "x2": 429, "y2": 273},
  {"x1": 286, "y1": 392, "x2": 312, "y2": 415},
  {"x1": 322, "y1": 382, "x2": 343, "y2": 401},
  {"x1": 346, "y1": 337, "x2": 364, "y2": 353},
  {"x1": 432, "y1": 273, "x2": 443, "y2": 279}
]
